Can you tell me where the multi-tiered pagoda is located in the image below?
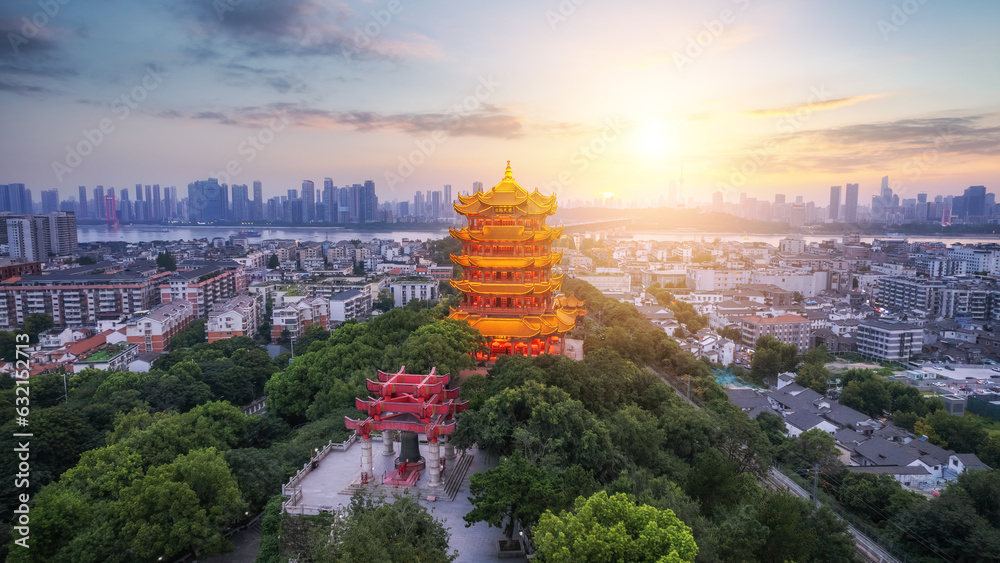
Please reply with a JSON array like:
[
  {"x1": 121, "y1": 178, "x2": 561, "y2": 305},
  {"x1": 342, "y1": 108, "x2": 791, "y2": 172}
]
[{"x1": 449, "y1": 161, "x2": 585, "y2": 360}]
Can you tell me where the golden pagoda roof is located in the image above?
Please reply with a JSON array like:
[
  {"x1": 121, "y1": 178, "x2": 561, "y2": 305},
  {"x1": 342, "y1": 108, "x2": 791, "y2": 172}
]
[
  {"x1": 450, "y1": 251, "x2": 563, "y2": 269},
  {"x1": 454, "y1": 162, "x2": 557, "y2": 217},
  {"x1": 449, "y1": 310, "x2": 576, "y2": 338},
  {"x1": 450, "y1": 225, "x2": 563, "y2": 243},
  {"x1": 450, "y1": 274, "x2": 564, "y2": 296}
]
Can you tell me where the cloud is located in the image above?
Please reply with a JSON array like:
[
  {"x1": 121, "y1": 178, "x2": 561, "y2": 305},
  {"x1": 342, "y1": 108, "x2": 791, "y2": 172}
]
[
  {"x1": 158, "y1": 101, "x2": 528, "y2": 138},
  {"x1": 219, "y1": 62, "x2": 311, "y2": 94},
  {"x1": 738, "y1": 114, "x2": 1000, "y2": 175},
  {"x1": 744, "y1": 93, "x2": 888, "y2": 117},
  {"x1": 172, "y1": 0, "x2": 440, "y2": 62}
]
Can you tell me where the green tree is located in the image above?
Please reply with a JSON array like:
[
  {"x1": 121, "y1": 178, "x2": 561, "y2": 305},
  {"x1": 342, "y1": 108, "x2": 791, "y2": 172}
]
[
  {"x1": 914, "y1": 409, "x2": 988, "y2": 452},
  {"x1": 156, "y1": 250, "x2": 177, "y2": 271},
  {"x1": 465, "y1": 452, "x2": 559, "y2": 541},
  {"x1": 294, "y1": 323, "x2": 330, "y2": 354},
  {"x1": 22, "y1": 313, "x2": 54, "y2": 343},
  {"x1": 374, "y1": 289, "x2": 395, "y2": 313},
  {"x1": 796, "y1": 361, "x2": 831, "y2": 394},
  {"x1": 840, "y1": 378, "x2": 892, "y2": 417},
  {"x1": 394, "y1": 319, "x2": 484, "y2": 377},
  {"x1": 307, "y1": 493, "x2": 456, "y2": 562},
  {"x1": 169, "y1": 319, "x2": 206, "y2": 349},
  {"x1": 716, "y1": 326, "x2": 742, "y2": 342},
  {"x1": 533, "y1": 491, "x2": 698, "y2": 563},
  {"x1": 267, "y1": 254, "x2": 279, "y2": 269}
]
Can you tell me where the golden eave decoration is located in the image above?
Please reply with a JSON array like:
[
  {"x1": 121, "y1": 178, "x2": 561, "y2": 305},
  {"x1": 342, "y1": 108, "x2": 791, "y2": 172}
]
[{"x1": 454, "y1": 161, "x2": 557, "y2": 216}]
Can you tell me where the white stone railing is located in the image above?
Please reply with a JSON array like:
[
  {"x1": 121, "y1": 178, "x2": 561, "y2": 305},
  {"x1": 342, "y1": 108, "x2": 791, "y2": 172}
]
[{"x1": 280, "y1": 432, "x2": 367, "y2": 514}]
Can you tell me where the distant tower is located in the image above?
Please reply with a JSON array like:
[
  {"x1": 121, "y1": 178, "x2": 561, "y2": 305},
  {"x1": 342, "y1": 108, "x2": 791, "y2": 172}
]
[
  {"x1": 844, "y1": 183, "x2": 859, "y2": 223},
  {"x1": 829, "y1": 186, "x2": 842, "y2": 221}
]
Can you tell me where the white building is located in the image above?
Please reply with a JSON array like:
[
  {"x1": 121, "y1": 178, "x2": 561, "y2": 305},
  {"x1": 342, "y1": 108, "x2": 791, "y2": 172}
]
[{"x1": 390, "y1": 278, "x2": 439, "y2": 307}]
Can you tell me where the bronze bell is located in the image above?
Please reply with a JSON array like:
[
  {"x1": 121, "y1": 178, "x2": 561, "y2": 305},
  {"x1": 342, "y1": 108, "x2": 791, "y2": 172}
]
[{"x1": 396, "y1": 430, "x2": 424, "y2": 466}]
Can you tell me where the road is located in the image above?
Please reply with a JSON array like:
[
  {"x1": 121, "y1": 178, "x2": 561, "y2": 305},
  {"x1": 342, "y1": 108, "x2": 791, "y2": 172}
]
[
  {"x1": 766, "y1": 469, "x2": 901, "y2": 563},
  {"x1": 647, "y1": 365, "x2": 902, "y2": 563}
]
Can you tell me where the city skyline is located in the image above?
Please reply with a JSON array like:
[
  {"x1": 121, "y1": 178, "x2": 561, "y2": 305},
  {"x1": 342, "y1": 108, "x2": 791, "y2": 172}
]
[{"x1": 1, "y1": 1, "x2": 998, "y2": 203}]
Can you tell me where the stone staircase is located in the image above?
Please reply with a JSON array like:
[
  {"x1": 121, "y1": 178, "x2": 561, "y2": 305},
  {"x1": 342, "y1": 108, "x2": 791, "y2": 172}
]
[
  {"x1": 338, "y1": 451, "x2": 476, "y2": 501},
  {"x1": 417, "y1": 452, "x2": 475, "y2": 501}
]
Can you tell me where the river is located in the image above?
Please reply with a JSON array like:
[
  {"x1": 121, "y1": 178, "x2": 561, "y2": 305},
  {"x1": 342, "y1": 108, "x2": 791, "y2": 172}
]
[
  {"x1": 77, "y1": 225, "x2": 452, "y2": 244},
  {"x1": 77, "y1": 224, "x2": 1000, "y2": 247}
]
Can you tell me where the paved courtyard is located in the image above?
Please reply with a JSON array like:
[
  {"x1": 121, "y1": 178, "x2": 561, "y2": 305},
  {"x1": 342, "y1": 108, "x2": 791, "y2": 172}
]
[{"x1": 286, "y1": 436, "x2": 523, "y2": 562}]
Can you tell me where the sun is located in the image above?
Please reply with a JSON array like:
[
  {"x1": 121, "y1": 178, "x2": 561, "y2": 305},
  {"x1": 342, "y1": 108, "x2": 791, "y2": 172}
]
[
  {"x1": 600, "y1": 191, "x2": 616, "y2": 199},
  {"x1": 633, "y1": 119, "x2": 678, "y2": 159}
]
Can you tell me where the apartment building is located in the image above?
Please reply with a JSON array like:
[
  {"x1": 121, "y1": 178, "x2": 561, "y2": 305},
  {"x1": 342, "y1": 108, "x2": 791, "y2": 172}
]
[
  {"x1": 390, "y1": 277, "x2": 439, "y2": 307},
  {"x1": 126, "y1": 299, "x2": 195, "y2": 353},
  {"x1": 271, "y1": 297, "x2": 329, "y2": 342},
  {"x1": 0, "y1": 262, "x2": 169, "y2": 329},
  {"x1": 330, "y1": 288, "x2": 367, "y2": 323},
  {"x1": 160, "y1": 262, "x2": 246, "y2": 317},
  {"x1": 741, "y1": 314, "x2": 811, "y2": 353},
  {"x1": 207, "y1": 293, "x2": 264, "y2": 342},
  {"x1": 856, "y1": 320, "x2": 924, "y2": 362}
]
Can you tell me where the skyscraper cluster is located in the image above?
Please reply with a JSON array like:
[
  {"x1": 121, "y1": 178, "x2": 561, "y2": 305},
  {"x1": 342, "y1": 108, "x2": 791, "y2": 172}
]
[
  {"x1": 189, "y1": 179, "x2": 383, "y2": 224},
  {"x1": 710, "y1": 178, "x2": 994, "y2": 226}
]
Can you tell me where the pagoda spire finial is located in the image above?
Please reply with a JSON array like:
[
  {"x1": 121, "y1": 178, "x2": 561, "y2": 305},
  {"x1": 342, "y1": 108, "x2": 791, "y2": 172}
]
[{"x1": 504, "y1": 160, "x2": 513, "y2": 180}]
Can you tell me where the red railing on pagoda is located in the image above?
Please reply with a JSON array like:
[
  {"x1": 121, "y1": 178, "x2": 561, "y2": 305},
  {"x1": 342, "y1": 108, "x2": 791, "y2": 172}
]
[{"x1": 345, "y1": 366, "x2": 468, "y2": 442}]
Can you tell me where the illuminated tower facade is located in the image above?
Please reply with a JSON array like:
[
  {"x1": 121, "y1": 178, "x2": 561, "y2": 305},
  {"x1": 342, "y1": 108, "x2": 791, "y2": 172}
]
[{"x1": 449, "y1": 162, "x2": 585, "y2": 360}]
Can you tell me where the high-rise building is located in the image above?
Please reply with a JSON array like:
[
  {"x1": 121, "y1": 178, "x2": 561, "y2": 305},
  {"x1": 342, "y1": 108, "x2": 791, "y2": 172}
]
[
  {"x1": 414, "y1": 191, "x2": 424, "y2": 218},
  {"x1": 4, "y1": 212, "x2": 78, "y2": 261},
  {"x1": 187, "y1": 179, "x2": 228, "y2": 222},
  {"x1": 443, "y1": 184, "x2": 452, "y2": 212},
  {"x1": 713, "y1": 191, "x2": 724, "y2": 211},
  {"x1": 78, "y1": 186, "x2": 88, "y2": 218},
  {"x1": 322, "y1": 178, "x2": 337, "y2": 223},
  {"x1": 363, "y1": 180, "x2": 377, "y2": 222},
  {"x1": 231, "y1": 184, "x2": 250, "y2": 222},
  {"x1": 93, "y1": 186, "x2": 105, "y2": 219},
  {"x1": 828, "y1": 185, "x2": 842, "y2": 221},
  {"x1": 431, "y1": 190, "x2": 442, "y2": 218},
  {"x1": 964, "y1": 185, "x2": 987, "y2": 222},
  {"x1": 41, "y1": 189, "x2": 59, "y2": 214},
  {"x1": 119, "y1": 190, "x2": 132, "y2": 222},
  {"x1": 844, "y1": 183, "x2": 859, "y2": 223},
  {"x1": 472, "y1": 182, "x2": 483, "y2": 193},
  {"x1": 0, "y1": 184, "x2": 30, "y2": 214},
  {"x1": 253, "y1": 181, "x2": 263, "y2": 221},
  {"x1": 790, "y1": 202, "x2": 806, "y2": 228},
  {"x1": 152, "y1": 185, "x2": 162, "y2": 221},
  {"x1": 302, "y1": 180, "x2": 315, "y2": 223}
]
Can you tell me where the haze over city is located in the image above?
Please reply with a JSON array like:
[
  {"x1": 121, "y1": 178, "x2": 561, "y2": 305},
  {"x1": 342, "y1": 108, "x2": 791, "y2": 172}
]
[{"x1": 2, "y1": 0, "x2": 999, "y2": 205}]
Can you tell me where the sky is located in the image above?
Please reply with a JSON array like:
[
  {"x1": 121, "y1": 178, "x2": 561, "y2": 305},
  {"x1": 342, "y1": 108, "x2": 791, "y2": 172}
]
[{"x1": 1, "y1": 0, "x2": 999, "y2": 207}]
